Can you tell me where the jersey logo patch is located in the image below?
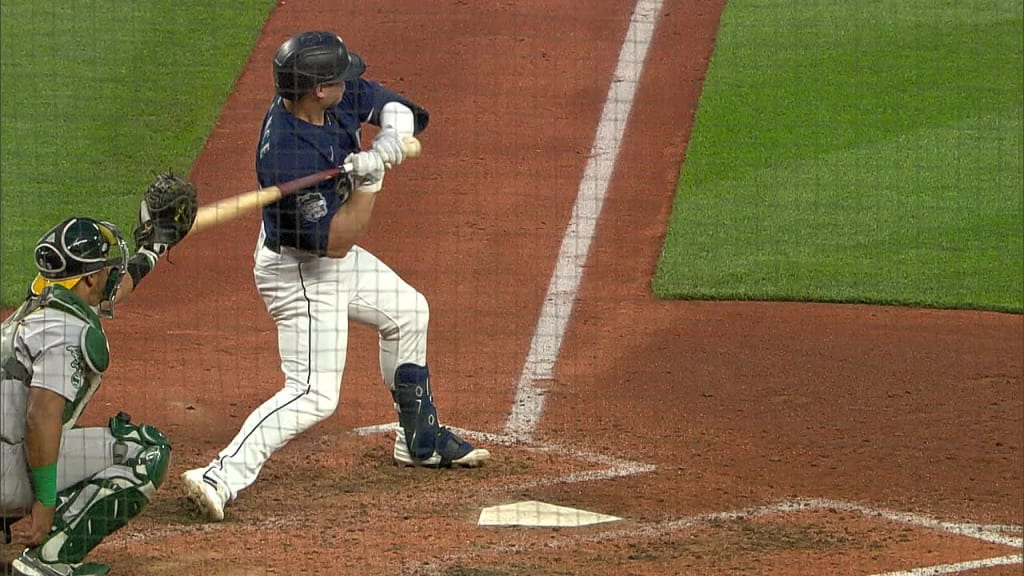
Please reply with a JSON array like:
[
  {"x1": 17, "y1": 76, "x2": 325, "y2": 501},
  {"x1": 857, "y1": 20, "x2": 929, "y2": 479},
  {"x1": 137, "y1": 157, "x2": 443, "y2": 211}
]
[
  {"x1": 297, "y1": 192, "x2": 328, "y2": 222},
  {"x1": 67, "y1": 345, "x2": 85, "y2": 391}
]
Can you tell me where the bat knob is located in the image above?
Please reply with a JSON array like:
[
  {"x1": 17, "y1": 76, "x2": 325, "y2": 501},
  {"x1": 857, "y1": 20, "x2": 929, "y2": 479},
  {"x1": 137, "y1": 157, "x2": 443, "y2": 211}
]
[{"x1": 402, "y1": 136, "x2": 422, "y2": 158}]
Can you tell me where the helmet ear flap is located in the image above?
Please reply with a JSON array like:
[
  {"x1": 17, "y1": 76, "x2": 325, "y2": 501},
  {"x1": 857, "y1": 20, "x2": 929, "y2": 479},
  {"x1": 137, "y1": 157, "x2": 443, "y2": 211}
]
[
  {"x1": 34, "y1": 243, "x2": 69, "y2": 279},
  {"x1": 31, "y1": 217, "x2": 128, "y2": 305}
]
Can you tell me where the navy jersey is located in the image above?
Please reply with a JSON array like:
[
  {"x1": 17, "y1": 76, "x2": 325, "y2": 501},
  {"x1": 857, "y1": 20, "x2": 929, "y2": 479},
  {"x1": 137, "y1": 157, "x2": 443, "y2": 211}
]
[{"x1": 257, "y1": 78, "x2": 428, "y2": 255}]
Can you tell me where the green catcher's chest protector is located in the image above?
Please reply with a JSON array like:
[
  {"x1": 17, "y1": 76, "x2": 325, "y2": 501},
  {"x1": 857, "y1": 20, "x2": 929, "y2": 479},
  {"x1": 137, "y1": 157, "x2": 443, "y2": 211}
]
[{"x1": 0, "y1": 285, "x2": 109, "y2": 436}]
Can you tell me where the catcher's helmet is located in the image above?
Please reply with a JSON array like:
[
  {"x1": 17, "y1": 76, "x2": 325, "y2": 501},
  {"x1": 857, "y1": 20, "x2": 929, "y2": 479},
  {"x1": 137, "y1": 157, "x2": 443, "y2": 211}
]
[
  {"x1": 273, "y1": 31, "x2": 366, "y2": 100},
  {"x1": 31, "y1": 217, "x2": 128, "y2": 315}
]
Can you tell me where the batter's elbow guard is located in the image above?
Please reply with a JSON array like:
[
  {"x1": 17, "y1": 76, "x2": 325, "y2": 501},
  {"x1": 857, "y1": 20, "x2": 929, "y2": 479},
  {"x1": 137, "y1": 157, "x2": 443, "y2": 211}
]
[
  {"x1": 372, "y1": 90, "x2": 429, "y2": 135},
  {"x1": 410, "y1": 103, "x2": 429, "y2": 134}
]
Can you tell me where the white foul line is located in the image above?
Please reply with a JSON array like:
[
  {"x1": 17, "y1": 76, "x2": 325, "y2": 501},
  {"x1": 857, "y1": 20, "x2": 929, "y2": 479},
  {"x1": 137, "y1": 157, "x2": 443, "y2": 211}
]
[
  {"x1": 504, "y1": 0, "x2": 665, "y2": 442},
  {"x1": 405, "y1": 498, "x2": 1022, "y2": 575},
  {"x1": 870, "y1": 555, "x2": 1023, "y2": 576},
  {"x1": 354, "y1": 423, "x2": 657, "y2": 490},
  {"x1": 786, "y1": 498, "x2": 1023, "y2": 548}
]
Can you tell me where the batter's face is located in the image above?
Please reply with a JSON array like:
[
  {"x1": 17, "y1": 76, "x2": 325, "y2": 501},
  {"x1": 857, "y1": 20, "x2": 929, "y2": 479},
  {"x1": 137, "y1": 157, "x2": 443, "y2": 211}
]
[{"x1": 318, "y1": 81, "x2": 345, "y2": 108}]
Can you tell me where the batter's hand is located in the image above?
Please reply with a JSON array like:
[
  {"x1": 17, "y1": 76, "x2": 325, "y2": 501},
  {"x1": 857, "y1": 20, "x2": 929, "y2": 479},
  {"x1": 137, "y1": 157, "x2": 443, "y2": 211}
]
[
  {"x1": 346, "y1": 151, "x2": 385, "y2": 194},
  {"x1": 372, "y1": 128, "x2": 405, "y2": 168}
]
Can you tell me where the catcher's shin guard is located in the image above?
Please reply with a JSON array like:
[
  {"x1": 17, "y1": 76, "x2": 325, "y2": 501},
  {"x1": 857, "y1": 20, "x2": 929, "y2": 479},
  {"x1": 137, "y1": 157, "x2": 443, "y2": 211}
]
[
  {"x1": 391, "y1": 363, "x2": 440, "y2": 460},
  {"x1": 33, "y1": 417, "x2": 170, "y2": 565}
]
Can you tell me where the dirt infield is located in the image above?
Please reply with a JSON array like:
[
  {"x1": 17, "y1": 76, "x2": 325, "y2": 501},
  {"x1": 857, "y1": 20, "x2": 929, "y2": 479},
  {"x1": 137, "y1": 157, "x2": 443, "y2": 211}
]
[{"x1": 2, "y1": 1, "x2": 1021, "y2": 575}]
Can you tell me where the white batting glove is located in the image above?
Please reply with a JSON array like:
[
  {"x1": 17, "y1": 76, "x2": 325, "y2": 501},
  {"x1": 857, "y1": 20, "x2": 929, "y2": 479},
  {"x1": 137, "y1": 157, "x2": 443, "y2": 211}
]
[
  {"x1": 372, "y1": 128, "x2": 405, "y2": 168},
  {"x1": 346, "y1": 151, "x2": 386, "y2": 194}
]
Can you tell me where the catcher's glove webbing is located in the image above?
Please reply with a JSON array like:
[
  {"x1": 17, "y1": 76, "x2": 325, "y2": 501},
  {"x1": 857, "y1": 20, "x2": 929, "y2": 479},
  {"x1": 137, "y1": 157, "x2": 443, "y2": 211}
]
[{"x1": 133, "y1": 171, "x2": 198, "y2": 255}]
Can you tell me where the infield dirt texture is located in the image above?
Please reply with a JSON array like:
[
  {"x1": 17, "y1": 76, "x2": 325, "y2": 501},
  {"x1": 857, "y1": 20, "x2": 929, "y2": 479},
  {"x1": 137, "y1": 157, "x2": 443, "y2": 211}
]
[{"x1": 2, "y1": 1, "x2": 1020, "y2": 575}]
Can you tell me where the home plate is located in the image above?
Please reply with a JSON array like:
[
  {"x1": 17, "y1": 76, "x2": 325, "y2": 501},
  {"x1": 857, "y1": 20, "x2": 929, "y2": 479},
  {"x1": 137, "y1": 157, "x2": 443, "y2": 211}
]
[{"x1": 478, "y1": 500, "x2": 622, "y2": 527}]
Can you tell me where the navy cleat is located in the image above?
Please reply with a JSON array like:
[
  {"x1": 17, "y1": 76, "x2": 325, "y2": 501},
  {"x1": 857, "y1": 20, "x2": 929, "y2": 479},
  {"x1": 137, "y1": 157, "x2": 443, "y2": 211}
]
[
  {"x1": 391, "y1": 363, "x2": 490, "y2": 467},
  {"x1": 393, "y1": 426, "x2": 490, "y2": 468}
]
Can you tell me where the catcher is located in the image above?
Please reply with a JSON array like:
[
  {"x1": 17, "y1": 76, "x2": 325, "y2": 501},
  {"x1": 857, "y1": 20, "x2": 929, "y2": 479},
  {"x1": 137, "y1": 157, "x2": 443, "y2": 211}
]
[{"x1": 0, "y1": 173, "x2": 196, "y2": 576}]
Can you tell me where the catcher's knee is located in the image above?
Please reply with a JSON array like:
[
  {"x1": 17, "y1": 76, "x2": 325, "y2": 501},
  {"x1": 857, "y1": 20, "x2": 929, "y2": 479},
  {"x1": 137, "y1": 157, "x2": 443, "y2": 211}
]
[
  {"x1": 131, "y1": 444, "x2": 172, "y2": 489},
  {"x1": 109, "y1": 413, "x2": 171, "y2": 488}
]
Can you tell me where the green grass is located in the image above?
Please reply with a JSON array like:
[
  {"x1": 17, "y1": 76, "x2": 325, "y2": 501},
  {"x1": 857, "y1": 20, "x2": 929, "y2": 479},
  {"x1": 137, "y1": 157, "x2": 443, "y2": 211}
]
[
  {"x1": 655, "y1": 0, "x2": 1024, "y2": 312},
  {"x1": 0, "y1": 0, "x2": 275, "y2": 305}
]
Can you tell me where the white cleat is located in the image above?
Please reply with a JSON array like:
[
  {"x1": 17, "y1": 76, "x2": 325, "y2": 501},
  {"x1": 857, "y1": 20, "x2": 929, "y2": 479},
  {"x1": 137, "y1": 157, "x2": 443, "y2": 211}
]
[{"x1": 181, "y1": 468, "x2": 230, "y2": 522}]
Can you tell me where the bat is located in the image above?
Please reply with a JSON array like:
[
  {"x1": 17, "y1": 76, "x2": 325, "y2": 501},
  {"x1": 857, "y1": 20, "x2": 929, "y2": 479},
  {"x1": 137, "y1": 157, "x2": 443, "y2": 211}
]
[{"x1": 189, "y1": 136, "x2": 421, "y2": 235}]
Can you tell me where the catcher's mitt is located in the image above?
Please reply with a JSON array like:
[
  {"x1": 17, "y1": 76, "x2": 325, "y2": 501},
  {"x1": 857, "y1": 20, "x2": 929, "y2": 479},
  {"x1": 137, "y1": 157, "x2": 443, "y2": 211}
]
[{"x1": 133, "y1": 171, "x2": 198, "y2": 255}]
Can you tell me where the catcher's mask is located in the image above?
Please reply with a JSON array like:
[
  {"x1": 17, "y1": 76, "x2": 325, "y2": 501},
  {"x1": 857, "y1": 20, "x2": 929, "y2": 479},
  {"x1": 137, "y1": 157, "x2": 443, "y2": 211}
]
[
  {"x1": 273, "y1": 31, "x2": 365, "y2": 100},
  {"x1": 32, "y1": 217, "x2": 129, "y2": 318}
]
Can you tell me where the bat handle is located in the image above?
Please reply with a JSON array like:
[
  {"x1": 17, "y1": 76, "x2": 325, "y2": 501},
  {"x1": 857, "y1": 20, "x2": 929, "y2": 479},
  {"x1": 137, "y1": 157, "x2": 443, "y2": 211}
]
[
  {"x1": 343, "y1": 136, "x2": 422, "y2": 174},
  {"x1": 401, "y1": 136, "x2": 422, "y2": 158}
]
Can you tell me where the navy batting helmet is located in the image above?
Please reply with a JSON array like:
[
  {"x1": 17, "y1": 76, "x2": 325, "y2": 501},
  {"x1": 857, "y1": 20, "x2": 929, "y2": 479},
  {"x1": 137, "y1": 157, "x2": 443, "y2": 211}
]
[{"x1": 273, "y1": 31, "x2": 366, "y2": 100}]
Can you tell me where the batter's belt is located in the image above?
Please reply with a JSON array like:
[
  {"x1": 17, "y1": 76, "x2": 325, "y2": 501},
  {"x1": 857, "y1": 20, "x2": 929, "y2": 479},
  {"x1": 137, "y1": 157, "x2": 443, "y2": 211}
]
[{"x1": 262, "y1": 236, "x2": 282, "y2": 254}]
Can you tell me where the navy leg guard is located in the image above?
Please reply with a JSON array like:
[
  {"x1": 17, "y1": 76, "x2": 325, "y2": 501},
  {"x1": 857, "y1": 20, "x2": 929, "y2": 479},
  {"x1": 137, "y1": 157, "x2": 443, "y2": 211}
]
[{"x1": 392, "y1": 363, "x2": 440, "y2": 460}]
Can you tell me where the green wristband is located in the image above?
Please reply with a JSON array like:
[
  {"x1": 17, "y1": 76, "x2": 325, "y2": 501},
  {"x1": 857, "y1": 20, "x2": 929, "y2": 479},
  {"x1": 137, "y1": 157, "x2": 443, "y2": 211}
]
[{"x1": 31, "y1": 463, "x2": 58, "y2": 507}]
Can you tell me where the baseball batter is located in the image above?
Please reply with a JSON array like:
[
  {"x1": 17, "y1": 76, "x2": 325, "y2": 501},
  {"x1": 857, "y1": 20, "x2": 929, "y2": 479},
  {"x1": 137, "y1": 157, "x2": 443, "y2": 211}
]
[
  {"x1": 182, "y1": 31, "x2": 489, "y2": 522},
  {"x1": 1, "y1": 210, "x2": 189, "y2": 576}
]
